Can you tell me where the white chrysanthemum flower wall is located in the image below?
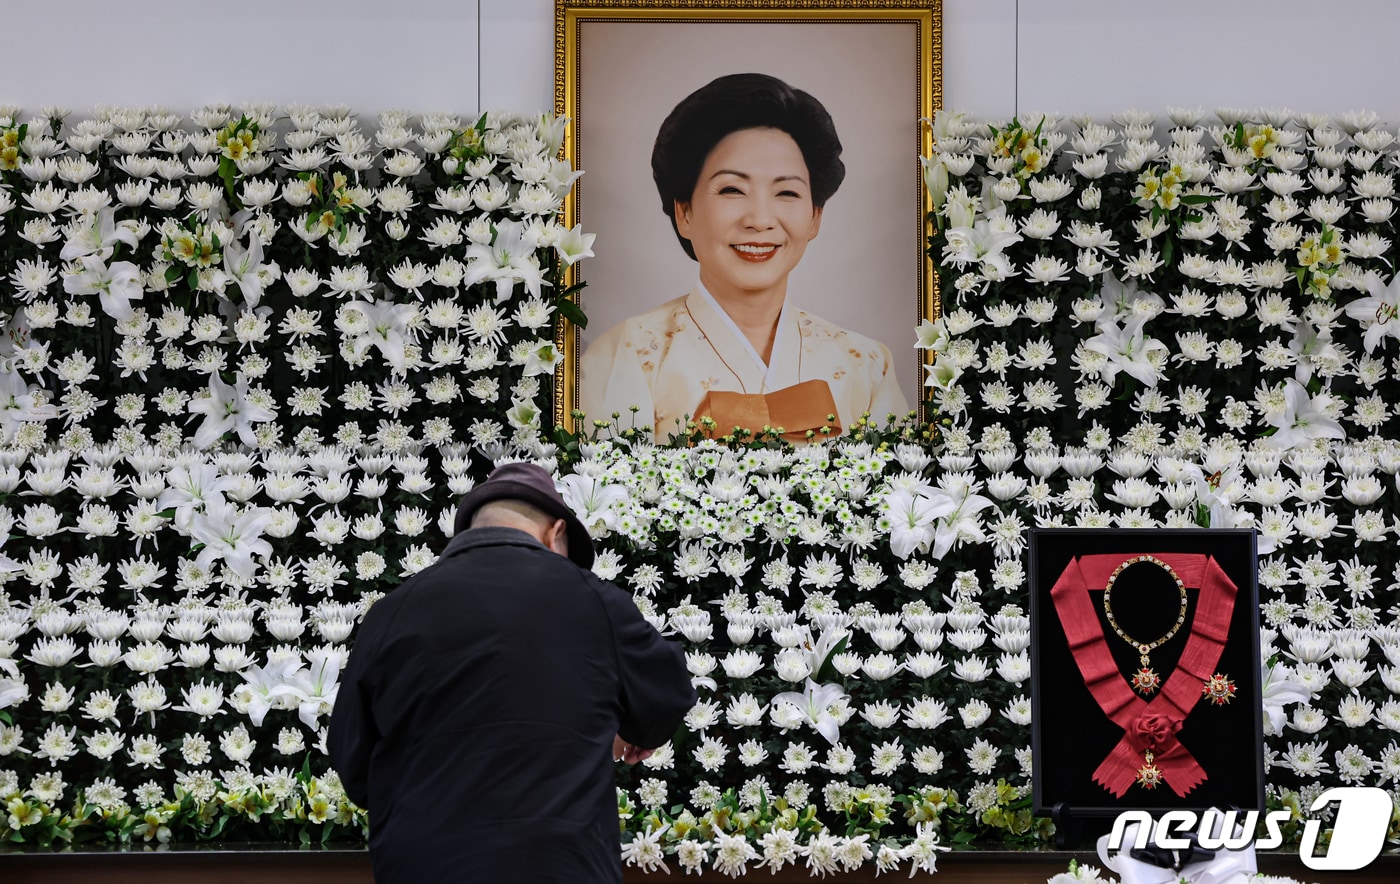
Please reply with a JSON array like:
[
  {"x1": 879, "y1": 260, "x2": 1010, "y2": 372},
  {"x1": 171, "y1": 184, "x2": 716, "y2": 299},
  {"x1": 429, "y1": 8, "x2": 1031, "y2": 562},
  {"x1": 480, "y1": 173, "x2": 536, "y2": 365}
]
[
  {"x1": 918, "y1": 106, "x2": 1400, "y2": 843},
  {"x1": 2, "y1": 101, "x2": 1399, "y2": 875},
  {"x1": 0, "y1": 102, "x2": 586, "y2": 846}
]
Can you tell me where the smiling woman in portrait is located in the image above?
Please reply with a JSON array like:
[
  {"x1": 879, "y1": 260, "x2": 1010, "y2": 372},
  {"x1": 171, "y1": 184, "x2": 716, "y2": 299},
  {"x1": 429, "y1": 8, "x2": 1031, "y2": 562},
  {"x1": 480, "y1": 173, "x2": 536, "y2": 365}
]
[{"x1": 579, "y1": 73, "x2": 908, "y2": 442}]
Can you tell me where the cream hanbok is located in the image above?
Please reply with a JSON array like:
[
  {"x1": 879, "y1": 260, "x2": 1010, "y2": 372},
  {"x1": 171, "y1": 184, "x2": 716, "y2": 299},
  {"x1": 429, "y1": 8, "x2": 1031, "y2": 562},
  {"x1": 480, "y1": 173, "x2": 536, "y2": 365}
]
[{"x1": 580, "y1": 285, "x2": 907, "y2": 441}]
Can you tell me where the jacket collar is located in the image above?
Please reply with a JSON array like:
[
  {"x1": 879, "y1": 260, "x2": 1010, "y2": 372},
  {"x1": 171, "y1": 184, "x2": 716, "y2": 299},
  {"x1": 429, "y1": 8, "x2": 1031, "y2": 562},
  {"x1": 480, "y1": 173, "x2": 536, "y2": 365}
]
[
  {"x1": 439, "y1": 525, "x2": 548, "y2": 560},
  {"x1": 684, "y1": 285, "x2": 802, "y2": 393}
]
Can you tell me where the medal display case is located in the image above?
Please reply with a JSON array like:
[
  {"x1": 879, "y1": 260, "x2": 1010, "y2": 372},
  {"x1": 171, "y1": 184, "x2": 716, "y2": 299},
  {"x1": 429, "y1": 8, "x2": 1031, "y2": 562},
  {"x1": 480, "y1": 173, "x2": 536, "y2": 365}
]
[{"x1": 1028, "y1": 529, "x2": 1263, "y2": 838}]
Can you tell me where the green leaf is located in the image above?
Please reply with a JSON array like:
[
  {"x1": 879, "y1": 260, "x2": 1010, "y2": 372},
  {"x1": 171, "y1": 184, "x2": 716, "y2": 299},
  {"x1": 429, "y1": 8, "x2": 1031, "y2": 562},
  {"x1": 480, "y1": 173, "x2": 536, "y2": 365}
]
[
  {"x1": 812, "y1": 632, "x2": 850, "y2": 684},
  {"x1": 164, "y1": 265, "x2": 183, "y2": 284},
  {"x1": 186, "y1": 269, "x2": 198, "y2": 290},
  {"x1": 555, "y1": 299, "x2": 588, "y2": 330},
  {"x1": 1179, "y1": 194, "x2": 1215, "y2": 206}
]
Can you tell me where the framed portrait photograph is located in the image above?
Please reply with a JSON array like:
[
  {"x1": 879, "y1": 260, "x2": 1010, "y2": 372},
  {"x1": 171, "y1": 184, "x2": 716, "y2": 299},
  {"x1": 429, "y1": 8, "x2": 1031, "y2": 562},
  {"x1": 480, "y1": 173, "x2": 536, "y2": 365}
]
[
  {"x1": 553, "y1": 1, "x2": 943, "y2": 439},
  {"x1": 1027, "y1": 528, "x2": 1264, "y2": 832}
]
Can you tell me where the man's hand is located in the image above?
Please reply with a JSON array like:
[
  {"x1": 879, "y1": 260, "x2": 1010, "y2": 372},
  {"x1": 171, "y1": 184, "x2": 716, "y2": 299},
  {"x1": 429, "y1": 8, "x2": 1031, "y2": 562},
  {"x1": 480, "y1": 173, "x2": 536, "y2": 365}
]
[{"x1": 612, "y1": 735, "x2": 654, "y2": 765}]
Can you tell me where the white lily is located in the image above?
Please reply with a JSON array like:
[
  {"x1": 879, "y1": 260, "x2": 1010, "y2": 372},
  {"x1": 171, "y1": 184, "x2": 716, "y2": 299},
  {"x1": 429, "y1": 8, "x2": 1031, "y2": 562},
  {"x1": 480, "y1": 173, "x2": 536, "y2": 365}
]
[
  {"x1": 923, "y1": 359, "x2": 960, "y2": 393},
  {"x1": 0, "y1": 362, "x2": 59, "y2": 442},
  {"x1": 1096, "y1": 272, "x2": 1164, "y2": 322},
  {"x1": 59, "y1": 206, "x2": 138, "y2": 261},
  {"x1": 556, "y1": 473, "x2": 629, "y2": 538},
  {"x1": 802, "y1": 626, "x2": 851, "y2": 678},
  {"x1": 1084, "y1": 312, "x2": 1168, "y2": 387},
  {"x1": 1260, "y1": 655, "x2": 1312, "y2": 737},
  {"x1": 521, "y1": 340, "x2": 563, "y2": 377},
  {"x1": 340, "y1": 299, "x2": 415, "y2": 376},
  {"x1": 535, "y1": 113, "x2": 569, "y2": 156},
  {"x1": 1288, "y1": 319, "x2": 1344, "y2": 385},
  {"x1": 941, "y1": 207, "x2": 1021, "y2": 277},
  {"x1": 0, "y1": 311, "x2": 33, "y2": 363},
  {"x1": 942, "y1": 184, "x2": 980, "y2": 229},
  {"x1": 214, "y1": 229, "x2": 281, "y2": 308},
  {"x1": 1344, "y1": 270, "x2": 1400, "y2": 353},
  {"x1": 884, "y1": 488, "x2": 955, "y2": 559},
  {"x1": 544, "y1": 158, "x2": 584, "y2": 199},
  {"x1": 770, "y1": 679, "x2": 849, "y2": 746},
  {"x1": 61, "y1": 255, "x2": 144, "y2": 321},
  {"x1": 506, "y1": 399, "x2": 541, "y2": 431},
  {"x1": 235, "y1": 655, "x2": 306, "y2": 727},
  {"x1": 921, "y1": 154, "x2": 949, "y2": 213},
  {"x1": 462, "y1": 219, "x2": 547, "y2": 303},
  {"x1": 157, "y1": 463, "x2": 238, "y2": 531},
  {"x1": 283, "y1": 646, "x2": 344, "y2": 730},
  {"x1": 1263, "y1": 379, "x2": 1345, "y2": 450},
  {"x1": 0, "y1": 672, "x2": 29, "y2": 711},
  {"x1": 0, "y1": 534, "x2": 23, "y2": 576},
  {"x1": 1187, "y1": 464, "x2": 1248, "y2": 529},
  {"x1": 186, "y1": 499, "x2": 273, "y2": 582},
  {"x1": 914, "y1": 318, "x2": 951, "y2": 353},
  {"x1": 186, "y1": 371, "x2": 276, "y2": 448},
  {"x1": 553, "y1": 223, "x2": 595, "y2": 266},
  {"x1": 929, "y1": 477, "x2": 994, "y2": 560}
]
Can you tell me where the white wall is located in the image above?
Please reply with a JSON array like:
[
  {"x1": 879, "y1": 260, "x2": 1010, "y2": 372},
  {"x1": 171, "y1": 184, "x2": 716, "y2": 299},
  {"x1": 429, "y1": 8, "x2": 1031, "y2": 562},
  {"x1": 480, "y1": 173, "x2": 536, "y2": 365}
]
[{"x1": 8, "y1": 1, "x2": 1400, "y2": 120}]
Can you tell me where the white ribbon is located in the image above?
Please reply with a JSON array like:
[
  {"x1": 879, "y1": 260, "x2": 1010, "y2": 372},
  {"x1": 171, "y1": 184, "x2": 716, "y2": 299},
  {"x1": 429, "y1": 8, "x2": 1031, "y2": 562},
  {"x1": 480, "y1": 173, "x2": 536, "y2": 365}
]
[{"x1": 1094, "y1": 812, "x2": 1259, "y2": 884}]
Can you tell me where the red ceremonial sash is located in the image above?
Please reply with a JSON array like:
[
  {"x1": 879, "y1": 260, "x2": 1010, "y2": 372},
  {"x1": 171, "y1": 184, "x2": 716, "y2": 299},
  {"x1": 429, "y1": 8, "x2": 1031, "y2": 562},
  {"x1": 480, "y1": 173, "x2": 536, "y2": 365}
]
[{"x1": 1048, "y1": 553, "x2": 1238, "y2": 798}]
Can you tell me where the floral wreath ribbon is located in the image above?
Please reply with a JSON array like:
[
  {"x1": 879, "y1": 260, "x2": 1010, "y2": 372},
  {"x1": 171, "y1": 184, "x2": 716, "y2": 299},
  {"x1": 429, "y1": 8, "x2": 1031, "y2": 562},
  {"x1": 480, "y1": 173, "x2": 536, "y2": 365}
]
[{"x1": 1048, "y1": 553, "x2": 1238, "y2": 798}]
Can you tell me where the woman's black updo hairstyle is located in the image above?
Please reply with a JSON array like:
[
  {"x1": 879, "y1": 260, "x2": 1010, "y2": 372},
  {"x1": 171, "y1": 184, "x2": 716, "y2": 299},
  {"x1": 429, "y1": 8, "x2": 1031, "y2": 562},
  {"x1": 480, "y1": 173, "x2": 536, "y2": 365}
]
[{"x1": 651, "y1": 73, "x2": 846, "y2": 261}]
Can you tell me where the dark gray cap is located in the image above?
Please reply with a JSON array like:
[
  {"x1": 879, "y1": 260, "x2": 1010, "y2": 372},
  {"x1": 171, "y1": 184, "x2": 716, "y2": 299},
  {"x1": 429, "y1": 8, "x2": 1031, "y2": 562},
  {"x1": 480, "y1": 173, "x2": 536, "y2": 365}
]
[{"x1": 453, "y1": 462, "x2": 594, "y2": 569}]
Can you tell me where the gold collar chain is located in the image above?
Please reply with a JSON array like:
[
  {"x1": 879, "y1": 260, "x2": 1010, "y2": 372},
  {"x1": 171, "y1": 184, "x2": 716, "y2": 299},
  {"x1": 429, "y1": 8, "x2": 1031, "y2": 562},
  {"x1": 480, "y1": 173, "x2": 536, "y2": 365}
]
[{"x1": 1101, "y1": 554, "x2": 1188, "y2": 695}]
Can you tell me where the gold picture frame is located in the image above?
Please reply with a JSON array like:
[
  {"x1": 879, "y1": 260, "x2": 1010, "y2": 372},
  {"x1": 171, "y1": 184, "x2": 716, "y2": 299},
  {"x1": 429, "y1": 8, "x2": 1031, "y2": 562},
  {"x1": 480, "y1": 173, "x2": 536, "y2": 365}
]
[{"x1": 554, "y1": 1, "x2": 943, "y2": 434}]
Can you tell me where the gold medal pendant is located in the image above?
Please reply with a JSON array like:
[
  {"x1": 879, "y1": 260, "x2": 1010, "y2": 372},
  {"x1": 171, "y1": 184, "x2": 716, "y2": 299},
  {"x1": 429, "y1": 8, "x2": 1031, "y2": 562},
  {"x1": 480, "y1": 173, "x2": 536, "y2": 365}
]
[
  {"x1": 1135, "y1": 750, "x2": 1163, "y2": 790},
  {"x1": 1202, "y1": 672, "x2": 1236, "y2": 705},
  {"x1": 1131, "y1": 663, "x2": 1161, "y2": 695}
]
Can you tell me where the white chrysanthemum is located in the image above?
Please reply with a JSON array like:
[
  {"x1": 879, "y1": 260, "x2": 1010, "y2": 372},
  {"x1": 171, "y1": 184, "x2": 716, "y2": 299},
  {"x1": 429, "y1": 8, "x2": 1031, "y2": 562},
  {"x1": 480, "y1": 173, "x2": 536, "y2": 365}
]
[
  {"x1": 965, "y1": 737, "x2": 1001, "y2": 775},
  {"x1": 1335, "y1": 745, "x2": 1375, "y2": 783},
  {"x1": 34, "y1": 722, "x2": 79, "y2": 763},
  {"x1": 870, "y1": 739, "x2": 906, "y2": 776},
  {"x1": 960, "y1": 698, "x2": 992, "y2": 727}
]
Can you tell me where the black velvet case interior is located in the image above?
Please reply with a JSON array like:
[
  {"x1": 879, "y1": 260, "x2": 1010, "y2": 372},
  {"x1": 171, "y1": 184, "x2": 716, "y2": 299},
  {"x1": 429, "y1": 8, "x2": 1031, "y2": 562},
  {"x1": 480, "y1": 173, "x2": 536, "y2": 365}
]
[{"x1": 1029, "y1": 528, "x2": 1263, "y2": 816}]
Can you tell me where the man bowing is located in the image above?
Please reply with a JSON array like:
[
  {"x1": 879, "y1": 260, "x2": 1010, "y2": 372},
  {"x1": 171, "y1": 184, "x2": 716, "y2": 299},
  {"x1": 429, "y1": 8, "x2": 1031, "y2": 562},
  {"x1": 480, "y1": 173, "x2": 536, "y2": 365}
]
[{"x1": 329, "y1": 462, "x2": 696, "y2": 882}]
